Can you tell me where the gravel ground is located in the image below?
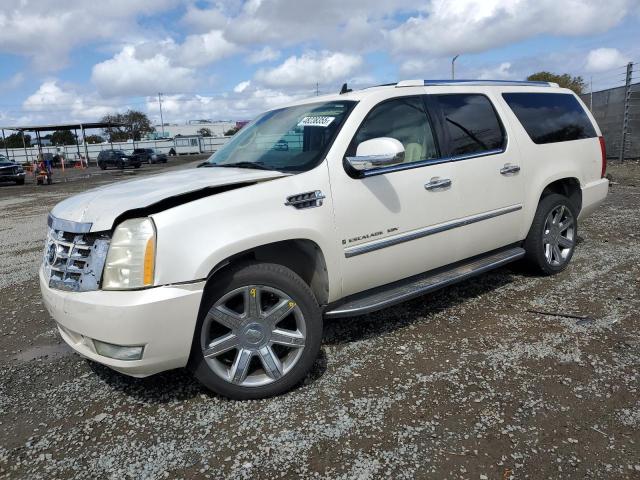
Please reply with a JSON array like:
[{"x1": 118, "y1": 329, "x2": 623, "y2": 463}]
[{"x1": 0, "y1": 160, "x2": 639, "y2": 479}]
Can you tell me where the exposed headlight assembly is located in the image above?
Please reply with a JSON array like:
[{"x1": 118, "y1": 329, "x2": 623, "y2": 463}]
[{"x1": 102, "y1": 218, "x2": 156, "y2": 290}]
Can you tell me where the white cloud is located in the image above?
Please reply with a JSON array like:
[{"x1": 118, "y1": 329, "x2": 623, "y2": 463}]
[
  {"x1": 255, "y1": 51, "x2": 363, "y2": 88},
  {"x1": 585, "y1": 48, "x2": 630, "y2": 72},
  {"x1": 22, "y1": 80, "x2": 118, "y2": 121},
  {"x1": 478, "y1": 62, "x2": 516, "y2": 80},
  {"x1": 219, "y1": 0, "x2": 414, "y2": 51},
  {"x1": 0, "y1": 72, "x2": 24, "y2": 90},
  {"x1": 180, "y1": 4, "x2": 229, "y2": 33},
  {"x1": 0, "y1": 0, "x2": 179, "y2": 71},
  {"x1": 247, "y1": 46, "x2": 281, "y2": 64},
  {"x1": 389, "y1": 0, "x2": 632, "y2": 57},
  {"x1": 144, "y1": 87, "x2": 305, "y2": 123},
  {"x1": 233, "y1": 80, "x2": 251, "y2": 93},
  {"x1": 92, "y1": 46, "x2": 197, "y2": 97},
  {"x1": 177, "y1": 30, "x2": 239, "y2": 68},
  {"x1": 399, "y1": 59, "x2": 439, "y2": 77}
]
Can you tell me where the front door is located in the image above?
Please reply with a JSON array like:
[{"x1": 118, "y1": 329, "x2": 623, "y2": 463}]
[{"x1": 329, "y1": 95, "x2": 465, "y2": 297}]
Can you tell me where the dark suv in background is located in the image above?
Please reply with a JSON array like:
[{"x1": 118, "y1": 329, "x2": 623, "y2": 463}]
[
  {"x1": 97, "y1": 150, "x2": 141, "y2": 170},
  {"x1": 132, "y1": 148, "x2": 168, "y2": 164},
  {"x1": 0, "y1": 155, "x2": 25, "y2": 184}
]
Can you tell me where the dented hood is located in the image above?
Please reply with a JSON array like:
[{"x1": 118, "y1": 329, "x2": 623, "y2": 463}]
[{"x1": 51, "y1": 167, "x2": 287, "y2": 232}]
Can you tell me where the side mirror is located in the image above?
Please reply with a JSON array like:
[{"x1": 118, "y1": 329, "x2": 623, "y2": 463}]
[{"x1": 345, "y1": 137, "x2": 405, "y2": 172}]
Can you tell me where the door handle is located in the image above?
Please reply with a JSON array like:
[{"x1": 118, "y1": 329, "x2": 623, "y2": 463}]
[
  {"x1": 500, "y1": 164, "x2": 521, "y2": 175},
  {"x1": 425, "y1": 177, "x2": 452, "y2": 191}
]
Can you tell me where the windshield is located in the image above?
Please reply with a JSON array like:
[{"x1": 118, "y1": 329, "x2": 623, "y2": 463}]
[{"x1": 203, "y1": 100, "x2": 356, "y2": 172}]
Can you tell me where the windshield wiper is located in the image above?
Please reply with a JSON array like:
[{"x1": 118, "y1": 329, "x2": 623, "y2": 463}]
[{"x1": 204, "y1": 161, "x2": 274, "y2": 171}]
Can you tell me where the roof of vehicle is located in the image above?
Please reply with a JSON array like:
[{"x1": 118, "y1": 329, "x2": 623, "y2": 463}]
[{"x1": 285, "y1": 78, "x2": 568, "y2": 108}]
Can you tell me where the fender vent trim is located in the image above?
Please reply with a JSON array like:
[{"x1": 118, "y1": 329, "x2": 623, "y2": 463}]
[{"x1": 285, "y1": 190, "x2": 325, "y2": 209}]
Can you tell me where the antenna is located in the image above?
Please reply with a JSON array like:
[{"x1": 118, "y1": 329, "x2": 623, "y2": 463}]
[{"x1": 339, "y1": 83, "x2": 352, "y2": 94}]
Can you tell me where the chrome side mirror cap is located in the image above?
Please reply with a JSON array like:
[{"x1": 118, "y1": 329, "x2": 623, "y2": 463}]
[{"x1": 345, "y1": 137, "x2": 405, "y2": 172}]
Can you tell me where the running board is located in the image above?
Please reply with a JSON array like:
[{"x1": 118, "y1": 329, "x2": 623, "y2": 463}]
[{"x1": 324, "y1": 247, "x2": 525, "y2": 318}]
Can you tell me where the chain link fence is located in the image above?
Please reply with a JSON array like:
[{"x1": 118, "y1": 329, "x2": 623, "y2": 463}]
[{"x1": 581, "y1": 62, "x2": 639, "y2": 161}]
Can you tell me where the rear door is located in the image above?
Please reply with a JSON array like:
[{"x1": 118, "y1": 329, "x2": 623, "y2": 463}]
[{"x1": 426, "y1": 92, "x2": 525, "y2": 259}]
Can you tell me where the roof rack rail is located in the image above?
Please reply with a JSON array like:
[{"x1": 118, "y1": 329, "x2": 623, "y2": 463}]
[{"x1": 395, "y1": 79, "x2": 556, "y2": 88}]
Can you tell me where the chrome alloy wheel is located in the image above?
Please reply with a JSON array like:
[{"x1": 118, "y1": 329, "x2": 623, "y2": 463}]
[
  {"x1": 542, "y1": 204, "x2": 575, "y2": 266},
  {"x1": 200, "y1": 285, "x2": 306, "y2": 387}
]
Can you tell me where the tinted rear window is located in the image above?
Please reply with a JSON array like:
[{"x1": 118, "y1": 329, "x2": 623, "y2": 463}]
[
  {"x1": 433, "y1": 94, "x2": 505, "y2": 157},
  {"x1": 502, "y1": 93, "x2": 596, "y2": 144}
]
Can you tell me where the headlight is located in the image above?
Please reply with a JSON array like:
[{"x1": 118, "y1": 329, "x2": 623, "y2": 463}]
[{"x1": 102, "y1": 218, "x2": 156, "y2": 290}]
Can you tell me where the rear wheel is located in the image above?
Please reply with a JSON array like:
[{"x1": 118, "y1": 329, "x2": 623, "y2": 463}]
[
  {"x1": 524, "y1": 193, "x2": 578, "y2": 275},
  {"x1": 189, "y1": 262, "x2": 322, "y2": 400},
  {"x1": 99, "y1": 162, "x2": 106, "y2": 170}
]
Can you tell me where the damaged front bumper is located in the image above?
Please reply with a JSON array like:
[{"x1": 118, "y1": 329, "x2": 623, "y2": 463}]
[{"x1": 39, "y1": 268, "x2": 204, "y2": 377}]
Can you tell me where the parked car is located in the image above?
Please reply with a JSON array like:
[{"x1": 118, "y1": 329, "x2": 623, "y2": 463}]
[
  {"x1": 132, "y1": 148, "x2": 168, "y2": 164},
  {"x1": 41, "y1": 79, "x2": 608, "y2": 399},
  {"x1": 0, "y1": 156, "x2": 26, "y2": 184},
  {"x1": 97, "y1": 149, "x2": 141, "y2": 170}
]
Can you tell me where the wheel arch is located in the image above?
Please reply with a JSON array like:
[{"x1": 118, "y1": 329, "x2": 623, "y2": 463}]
[
  {"x1": 538, "y1": 177, "x2": 582, "y2": 213},
  {"x1": 203, "y1": 239, "x2": 330, "y2": 307}
]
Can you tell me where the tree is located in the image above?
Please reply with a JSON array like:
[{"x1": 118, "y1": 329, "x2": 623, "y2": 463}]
[
  {"x1": 526, "y1": 72, "x2": 586, "y2": 94},
  {"x1": 198, "y1": 127, "x2": 212, "y2": 137},
  {"x1": 224, "y1": 127, "x2": 240, "y2": 136},
  {"x1": 101, "y1": 109, "x2": 155, "y2": 142},
  {"x1": 84, "y1": 135, "x2": 104, "y2": 144},
  {"x1": 0, "y1": 133, "x2": 31, "y2": 148},
  {"x1": 51, "y1": 130, "x2": 77, "y2": 145}
]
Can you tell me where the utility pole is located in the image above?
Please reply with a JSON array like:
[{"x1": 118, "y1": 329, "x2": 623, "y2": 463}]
[
  {"x1": 316, "y1": 82, "x2": 319, "y2": 96},
  {"x1": 451, "y1": 55, "x2": 460, "y2": 80},
  {"x1": 618, "y1": 62, "x2": 633, "y2": 162},
  {"x1": 158, "y1": 93, "x2": 165, "y2": 138},
  {"x1": 589, "y1": 76, "x2": 593, "y2": 111}
]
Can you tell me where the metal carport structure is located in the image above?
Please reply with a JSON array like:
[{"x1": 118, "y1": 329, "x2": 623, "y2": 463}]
[{"x1": 0, "y1": 121, "x2": 128, "y2": 165}]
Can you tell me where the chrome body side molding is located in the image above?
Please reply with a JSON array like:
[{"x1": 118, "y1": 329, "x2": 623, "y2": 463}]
[
  {"x1": 357, "y1": 148, "x2": 505, "y2": 178},
  {"x1": 344, "y1": 204, "x2": 522, "y2": 258}
]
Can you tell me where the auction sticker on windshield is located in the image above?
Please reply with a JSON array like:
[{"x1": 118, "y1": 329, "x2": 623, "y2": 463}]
[{"x1": 298, "y1": 116, "x2": 335, "y2": 128}]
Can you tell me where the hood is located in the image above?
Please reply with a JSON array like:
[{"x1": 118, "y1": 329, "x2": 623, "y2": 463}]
[{"x1": 51, "y1": 167, "x2": 287, "y2": 232}]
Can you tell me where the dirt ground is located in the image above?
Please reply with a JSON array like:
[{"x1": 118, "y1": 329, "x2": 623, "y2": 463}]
[{"x1": 0, "y1": 160, "x2": 638, "y2": 479}]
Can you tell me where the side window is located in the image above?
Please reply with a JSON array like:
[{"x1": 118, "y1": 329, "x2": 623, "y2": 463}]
[
  {"x1": 502, "y1": 92, "x2": 596, "y2": 144},
  {"x1": 434, "y1": 94, "x2": 505, "y2": 156},
  {"x1": 350, "y1": 97, "x2": 438, "y2": 164}
]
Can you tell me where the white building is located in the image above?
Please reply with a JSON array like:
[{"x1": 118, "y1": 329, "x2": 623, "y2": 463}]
[{"x1": 151, "y1": 120, "x2": 237, "y2": 139}]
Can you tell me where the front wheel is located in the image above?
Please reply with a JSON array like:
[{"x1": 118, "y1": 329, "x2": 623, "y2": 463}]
[
  {"x1": 524, "y1": 193, "x2": 578, "y2": 275},
  {"x1": 189, "y1": 263, "x2": 322, "y2": 400}
]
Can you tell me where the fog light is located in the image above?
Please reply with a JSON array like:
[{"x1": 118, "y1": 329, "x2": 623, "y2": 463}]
[{"x1": 93, "y1": 340, "x2": 144, "y2": 361}]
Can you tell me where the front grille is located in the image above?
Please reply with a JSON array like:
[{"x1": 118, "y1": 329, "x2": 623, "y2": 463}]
[{"x1": 43, "y1": 228, "x2": 110, "y2": 292}]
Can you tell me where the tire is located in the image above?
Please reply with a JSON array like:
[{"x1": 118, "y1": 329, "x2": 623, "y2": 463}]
[
  {"x1": 15, "y1": 178, "x2": 25, "y2": 185},
  {"x1": 189, "y1": 262, "x2": 322, "y2": 400},
  {"x1": 99, "y1": 162, "x2": 106, "y2": 170},
  {"x1": 524, "y1": 193, "x2": 578, "y2": 275},
  {"x1": 134, "y1": 164, "x2": 141, "y2": 169}
]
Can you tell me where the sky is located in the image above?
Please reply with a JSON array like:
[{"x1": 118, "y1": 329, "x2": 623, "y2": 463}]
[{"x1": 0, "y1": 0, "x2": 639, "y2": 127}]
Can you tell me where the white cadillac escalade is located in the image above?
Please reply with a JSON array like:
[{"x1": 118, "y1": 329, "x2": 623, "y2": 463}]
[{"x1": 40, "y1": 79, "x2": 609, "y2": 399}]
